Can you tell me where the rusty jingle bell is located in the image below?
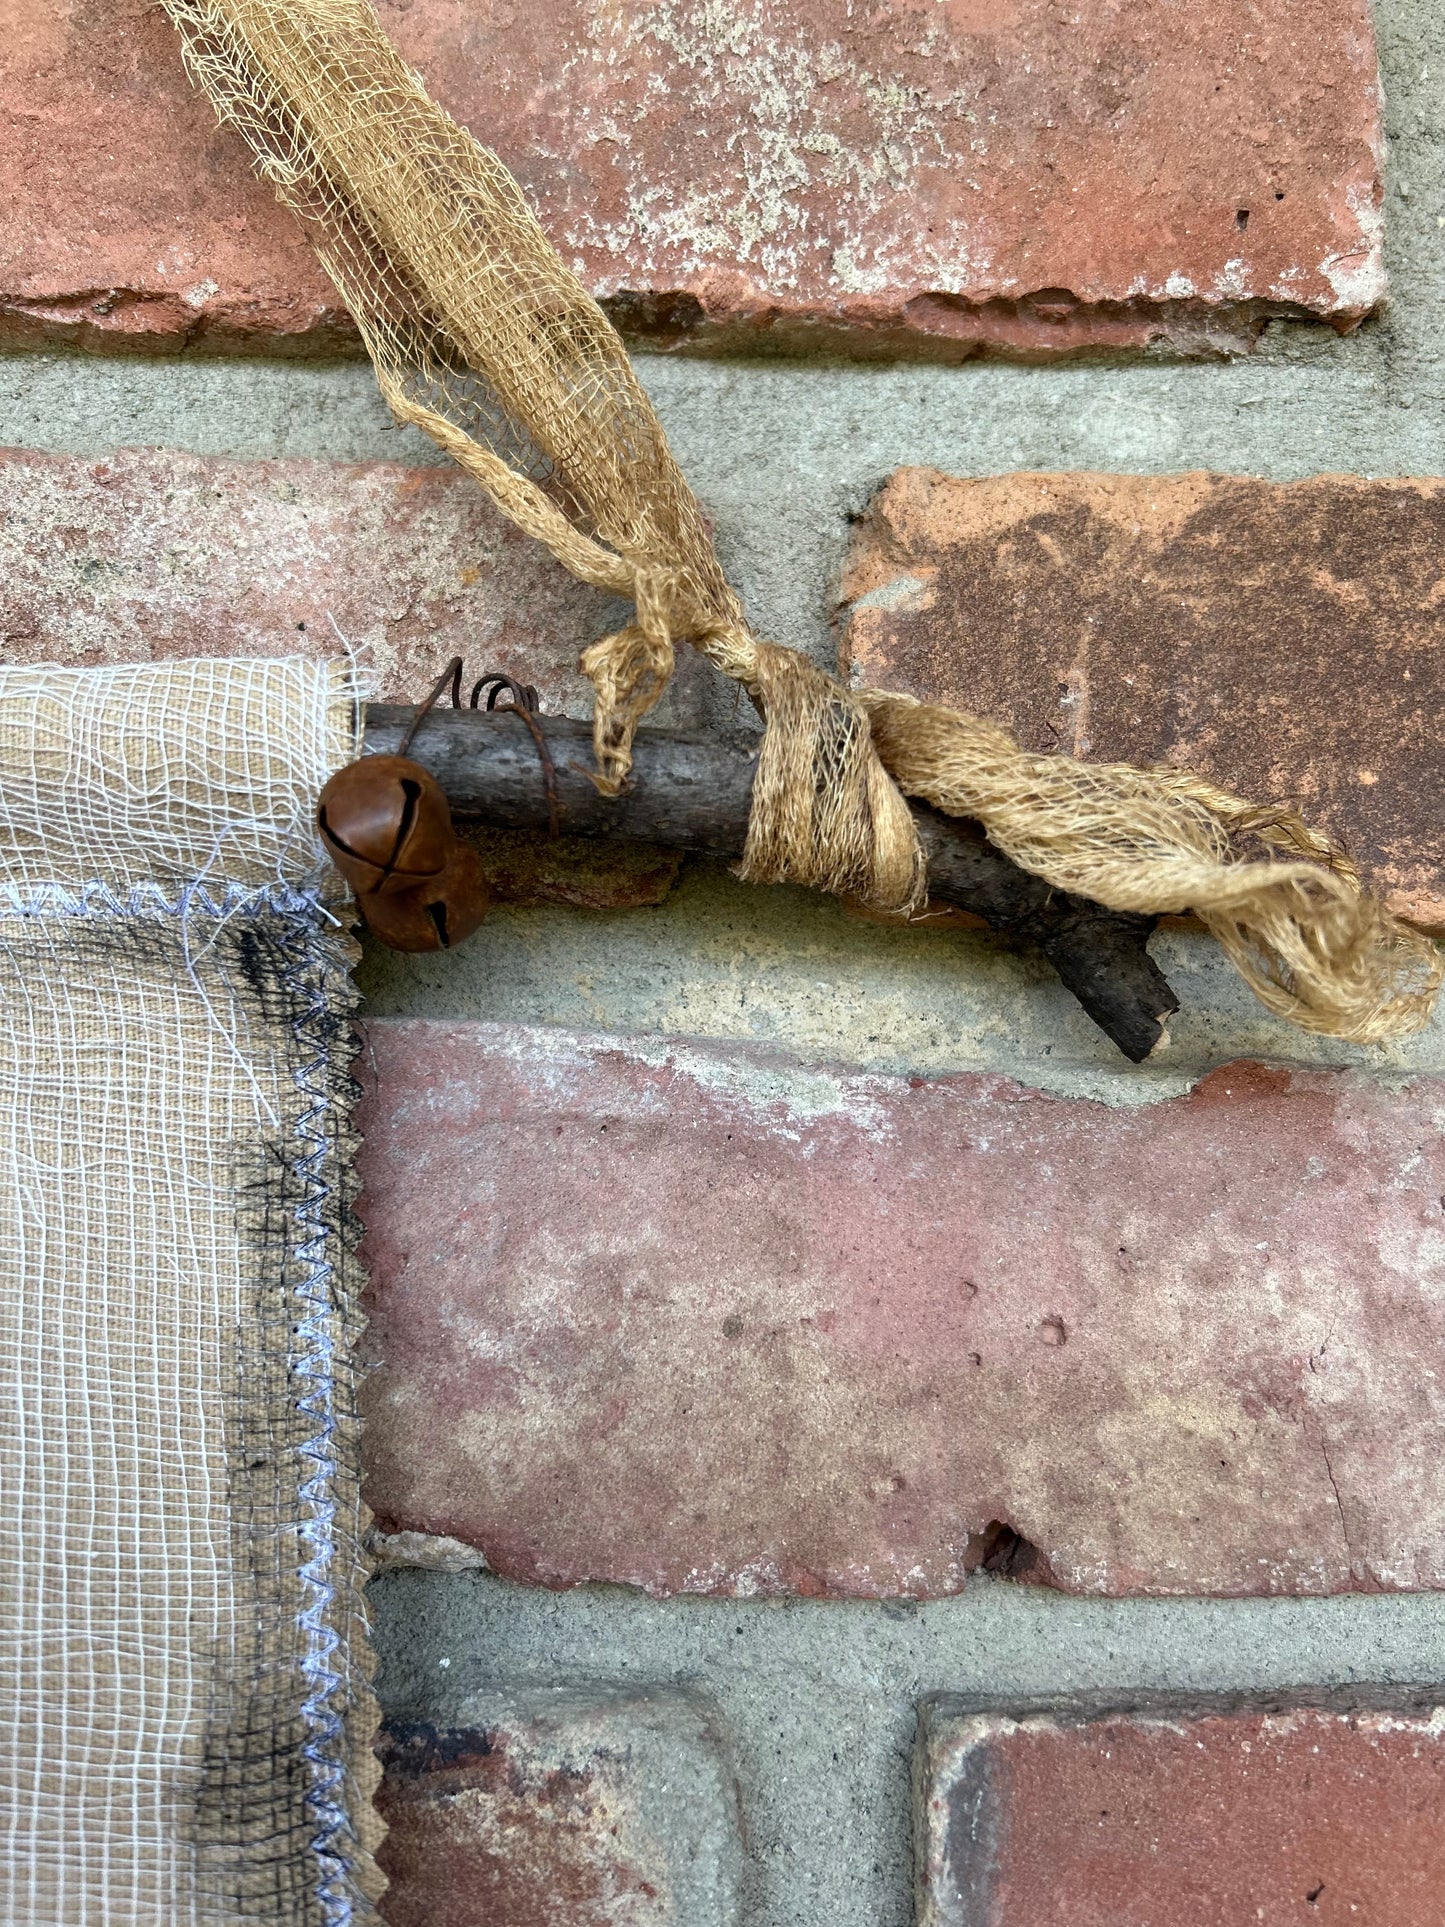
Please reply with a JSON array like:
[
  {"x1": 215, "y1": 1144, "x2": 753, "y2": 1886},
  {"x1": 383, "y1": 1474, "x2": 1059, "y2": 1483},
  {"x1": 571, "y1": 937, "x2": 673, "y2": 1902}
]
[{"x1": 317, "y1": 754, "x2": 489, "y2": 952}]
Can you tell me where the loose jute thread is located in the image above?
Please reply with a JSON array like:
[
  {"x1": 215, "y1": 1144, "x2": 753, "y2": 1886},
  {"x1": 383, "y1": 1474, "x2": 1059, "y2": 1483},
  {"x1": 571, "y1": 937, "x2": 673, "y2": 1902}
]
[{"x1": 161, "y1": 0, "x2": 1441, "y2": 1043}]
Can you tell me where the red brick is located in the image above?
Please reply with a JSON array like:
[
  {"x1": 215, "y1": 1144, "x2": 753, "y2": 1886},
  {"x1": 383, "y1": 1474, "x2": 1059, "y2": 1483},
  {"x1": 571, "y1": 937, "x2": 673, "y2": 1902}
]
[
  {"x1": 0, "y1": 446, "x2": 690, "y2": 907},
  {"x1": 376, "y1": 1691, "x2": 742, "y2": 1926},
  {"x1": 916, "y1": 1697, "x2": 1445, "y2": 1927},
  {"x1": 2, "y1": 0, "x2": 1383, "y2": 356},
  {"x1": 0, "y1": 0, "x2": 344, "y2": 353},
  {"x1": 840, "y1": 470, "x2": 1445, "y2": 929},
  {"x1": 357, "y1": 1024, "x2": 1445, "y2": 1600},
  {"x1": 0, "y1": 446, "x2": 644, "y2": 707}
]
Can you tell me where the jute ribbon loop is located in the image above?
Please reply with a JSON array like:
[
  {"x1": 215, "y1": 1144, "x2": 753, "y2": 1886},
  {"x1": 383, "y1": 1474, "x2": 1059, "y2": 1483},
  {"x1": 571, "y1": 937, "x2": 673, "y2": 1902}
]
[{"x1": 161, "y1": 0, "x2": 1441, "y2": 1041}]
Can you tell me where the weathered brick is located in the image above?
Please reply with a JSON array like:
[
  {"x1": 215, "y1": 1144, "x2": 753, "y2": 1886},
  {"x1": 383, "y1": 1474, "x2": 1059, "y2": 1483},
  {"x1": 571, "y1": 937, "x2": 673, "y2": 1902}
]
[
  {"x1": 840, "y1": 470, "x2": 1445, "y2": 928},
  {"x1": 0, "y1": 446, "x2": 638, "y2": 707},
  {"x1": 0, "y1": 0, "x2": 344, "y2": 353},
  {"x1": 916, "y1": 1696, "x2": 1445, "y2": 1927},
  {"x1": 376, "y1": 1689, "x2": 743, "y2": 1927},
  {"x1": 0, "y1": 445, "x2": 691, "y2": 907},
  {"x1": 2, "y1": 0, "x2": 1383, "y2": 357},
  {"x1": 357, "y1": 1024, "x2": 1445, "y2": 1600}
]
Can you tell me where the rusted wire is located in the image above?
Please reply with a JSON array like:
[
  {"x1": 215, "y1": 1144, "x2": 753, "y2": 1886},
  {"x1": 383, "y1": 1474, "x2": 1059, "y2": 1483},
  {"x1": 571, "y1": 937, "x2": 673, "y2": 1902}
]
[
  {"x1": 396, "y1": 659, "x2": 560, "y2": 838},
  {"x1": 397, "y1": 655, "x2": 464, "y2": 756},
  {"x1": 470, "y1": 673, "x2": 560, "y2": 839}
]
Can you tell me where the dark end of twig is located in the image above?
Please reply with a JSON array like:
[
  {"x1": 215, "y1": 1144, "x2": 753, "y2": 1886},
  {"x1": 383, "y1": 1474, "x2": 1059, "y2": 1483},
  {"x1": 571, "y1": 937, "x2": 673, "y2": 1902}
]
[{"x1": 1036, "y1": 906, "x2": 1180, "y2": 1062}]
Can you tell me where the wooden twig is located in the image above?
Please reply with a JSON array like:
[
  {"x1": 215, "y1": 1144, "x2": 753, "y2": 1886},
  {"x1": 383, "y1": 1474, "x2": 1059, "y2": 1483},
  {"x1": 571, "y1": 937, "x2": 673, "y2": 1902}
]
[{"x1": 363, "y1": 706, "x2": 1179, "y2": 1061}]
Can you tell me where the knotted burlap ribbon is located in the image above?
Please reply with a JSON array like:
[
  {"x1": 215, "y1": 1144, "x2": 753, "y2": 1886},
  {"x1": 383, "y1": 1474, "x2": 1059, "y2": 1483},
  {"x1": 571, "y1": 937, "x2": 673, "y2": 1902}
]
[{"x1": 162, "y1": 0, "x2": 1440, "y2": 1043}]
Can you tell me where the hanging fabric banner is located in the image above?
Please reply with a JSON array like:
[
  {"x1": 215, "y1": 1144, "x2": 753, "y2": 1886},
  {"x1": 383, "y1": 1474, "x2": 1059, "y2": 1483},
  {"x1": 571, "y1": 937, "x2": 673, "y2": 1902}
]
[{"x1": 0, "y1": 657, "x2": 384, "y2": 1925}]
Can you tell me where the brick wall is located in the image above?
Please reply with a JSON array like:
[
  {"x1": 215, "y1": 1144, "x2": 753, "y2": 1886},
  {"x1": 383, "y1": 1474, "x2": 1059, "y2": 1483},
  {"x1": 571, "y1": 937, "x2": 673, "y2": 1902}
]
[{"x1": 3, "y1": 0, "x2": 1444, "y2": 1921}]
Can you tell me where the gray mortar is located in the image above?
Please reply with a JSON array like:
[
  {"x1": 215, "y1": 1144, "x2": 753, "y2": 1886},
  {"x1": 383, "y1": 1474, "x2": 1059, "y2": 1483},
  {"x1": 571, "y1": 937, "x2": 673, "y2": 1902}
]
[
  {"x1": 371, "y1": 1571, "x2": 1445, "y2": 1927},
  {"x1": 1, "y1": 2, "x2": 1441, "y2": 698},
  {"x1": 354, "y1": 862, "x2": 1445, "y2": 1104},
  {"x1": 1, "y1": 3, "x2": 1443, "y2": 1921}
]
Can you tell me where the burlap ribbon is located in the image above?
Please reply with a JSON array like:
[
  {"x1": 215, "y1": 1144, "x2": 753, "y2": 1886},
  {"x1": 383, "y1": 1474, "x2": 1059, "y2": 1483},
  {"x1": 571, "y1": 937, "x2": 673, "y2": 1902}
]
[{"x1": 161, "y1": 0, "x2": 1440, "y2": 1043}]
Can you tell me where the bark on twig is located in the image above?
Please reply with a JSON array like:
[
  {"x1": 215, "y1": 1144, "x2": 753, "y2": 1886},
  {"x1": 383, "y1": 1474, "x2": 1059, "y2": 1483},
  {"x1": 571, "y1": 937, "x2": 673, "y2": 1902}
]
[{"x1": 364, "y1": 706, "x2": 1179, "y2": 1061}]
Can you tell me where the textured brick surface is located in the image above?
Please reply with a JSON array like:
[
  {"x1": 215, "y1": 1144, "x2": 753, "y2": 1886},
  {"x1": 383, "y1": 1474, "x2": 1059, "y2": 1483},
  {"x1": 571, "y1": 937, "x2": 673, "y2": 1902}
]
[
  {"x1": 358, "y1": 1023, "x2": 1445, "y2": 1599},
  {"x1": 376, "y1": 1689, "x2": 743, "y2": 1926},
  {"x1": 0, "y1": 0, "x2": 344, "y2": 353},
  {"x1": 916, "y1": 1697, "x2": 1445, "y2": 1927},
  {"x1": 840, "y1": 470, "x2": 1445, "y2": 928},
  {"x1": 0, "y1": 445, "x2": 689, "y2": 907},
  {"x1": 2, "y1": 0, "x2": 1384, "y2": 357},
  {"x1": 0, "y1": 446, "x2": 643, "y2": 708}
]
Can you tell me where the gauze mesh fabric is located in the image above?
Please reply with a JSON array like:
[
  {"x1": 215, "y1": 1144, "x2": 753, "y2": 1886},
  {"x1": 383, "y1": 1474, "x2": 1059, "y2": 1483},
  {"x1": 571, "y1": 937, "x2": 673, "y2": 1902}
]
[{"x1": 0, "y1": 657, "x2": 384, "y2": 1925}]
